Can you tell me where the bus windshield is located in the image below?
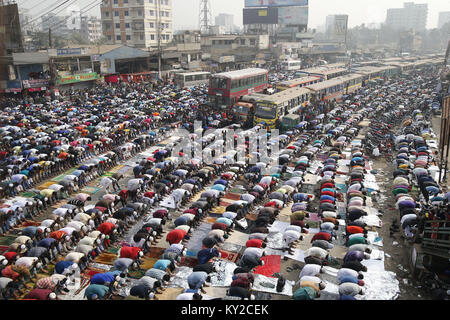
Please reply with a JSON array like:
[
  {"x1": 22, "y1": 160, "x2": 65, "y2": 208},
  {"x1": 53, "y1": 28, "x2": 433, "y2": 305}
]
[
  {"x1": 211, "y1": 77, "x2": 228, "y2": 89},
  {"x1": 256, "y1": 104, "x2": 277, "y2": 119},
  {"x1": 233, "y1": 105, "x2": 249, "y2": 115}
]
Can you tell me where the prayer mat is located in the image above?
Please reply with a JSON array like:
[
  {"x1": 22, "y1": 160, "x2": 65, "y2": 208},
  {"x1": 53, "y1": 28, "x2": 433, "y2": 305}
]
[
  {"x1": 81, "y1": 186, "x2": 102, "y2": 194},
  {"x1": 253, "y1": 255, "x2": 281, "y2": 278},
  {"x1": 206, "y1": 217, "x2": 218, "y2": 224},
  {"x1": 74, "y1": 277, "x2": 91, "y2": 295},
  {"x1": 208, "y1": 211, "x2": 223, "y2": 218},
  {"x1": 220, "y1": 242, "x2": 244, "y2": 254},
  {"x1": 106, "y1": 246, "x2": 121, "y2": 254},
  {"x1": 51, "y1": 200, "x2": 68, "y2": 209},
  {"x1": 102, "y1": 172, "x2": 114, "y2": 177},
  {"x1": 0, "y1": 245, "x2": 9, "y2": 254},
  {"x1": 36, "y1": 181, "x2": 55, "y2": 190},
  {"x1": 139, "y1": 257, "x2": 158, "y2": 270},
  {"x1": 219, "y1": 200, "x2": 233, "y2": 207},
  {"x1": 20, "y1": 192, "x2": 37, "y2": 197},
  {"x1": 230, "y1": 187, "x2": 246, "y2": 194},
  {"x1": 223, "y1": 193, "x2": 242, "y2": 201},
  {"x1": 218, "y1": 250, "x2": 240, "y2": 263},
  {"x1": 225, "y1": 231, "x2": 249, "y2": 247},
  {"x1": 0, "y1": 235, "x2": 18, "y2": 246},
  {"x1": 51, "y1": 169, "x2": 76, "y2": 182},
  {"x1": 93, "y1": 253, "x2": 118, "y2": 265},
  {"x1": 145, "y1": 247, "x2": 166, "y2": 259},
  {"x1": 203, "y1": 286, "x2": 228, "y2": 300},
  {"x1": 21, "y1": 221, "x2": 42, "y2": 227},
  {"x1": 157, "y1": 287, "x2": 185, "y2": 300},
  {"x1": 127, "y1": 269, "x2": 146, "y2": 279},
  {"x1": 178, "y1": 256, "x2": 198, "y2": 268},
  {"x1": 117, "y1": 165, "x2": 131, "y2": 176},
  {"x1": 210, "y1": 206, "x2": 226, "y2": 214}
]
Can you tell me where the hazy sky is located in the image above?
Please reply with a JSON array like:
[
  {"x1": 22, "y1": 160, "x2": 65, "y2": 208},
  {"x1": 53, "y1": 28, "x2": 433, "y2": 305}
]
[{"x1": 19, "y1": 0, "x2": 450, "y2": 30}]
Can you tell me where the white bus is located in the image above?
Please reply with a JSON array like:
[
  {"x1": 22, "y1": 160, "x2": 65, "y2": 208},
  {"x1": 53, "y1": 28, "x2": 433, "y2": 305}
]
[
  {"x1": 281, "y1": 60, "x2": 302, "y2": 71},
  {"x1": 174, "y1": 71, "x2": 211, "y2": 88}
]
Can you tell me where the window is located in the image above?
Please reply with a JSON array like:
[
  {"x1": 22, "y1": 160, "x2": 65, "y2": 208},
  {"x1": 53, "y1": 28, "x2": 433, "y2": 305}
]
[
  {"x1": 166, "y1": 34, "x2": 170, "y2": 40},
  {"x1": 114, "y1": 11, "x2": 119, "y2": 16},
  {"x1": 105, "y1": 23, "x2": 111, "y2": 30},
  {"x1": 150, "y1": 10, "x2": 154, "y2": 16},
  {"x1": 115, "y1": 23, "x2": 120, "y2": 28},
  {"x1": 240, "y1": 39, "x2": 245, "y2": 45},
  {"x1": 151, "y1": 34, "x2": 155, "y2": 40},
  {"x1": 116, "y1": 35, "x2": 121, "y2": 40},
  {"x1": 104, "y1": 11, "x2": 110, "y2": 17},
  {"x1": 250, "y1": 39, "x2": 256, "y2": 46},
  {"x1": 107, "y1": 35, "x2": 112, "y2": 41},
  {"x1": 149, "y1": 0, "x2": 153, "y2": 2},
  {"x1": 140, "y1": 34, "x2": 144, "y2": 40},
  {"x1": 150, "y1": 22, "x2": 154, "y2": 28},
  {"x1": 124, "y1": 11, "x2": 129, "y2": 16},
  {"x1": 126, "y1": 35, "x2": 131, "y2": 40},
  {"x1": 124, "y1": 0, "x2": 128, "y2": 3},
  {"x1": 125, "y1": 23, "x2": 130, "y2": 28},
  {"x1": 114, "y1": 0, "x2": 118, "y2": 4},
  {"x1": 138, "y1": 10, "x2": 142, "y2": 16}
]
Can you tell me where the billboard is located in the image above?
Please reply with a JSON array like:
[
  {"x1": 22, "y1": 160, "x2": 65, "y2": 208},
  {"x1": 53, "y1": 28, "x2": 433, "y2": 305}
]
[
  {"x1": 333, "y1": 15, "x2": 348, "y2": 42},
  {"x1": 243, "y1": 8, "x2": 278, "y2": 24},
  {"x1": 278, "y1": 6, "x2": 308, "y2": 25},
  {"x1": 245, "y1": 0, "x2": 308, "y2": 7},
  {"x1": 57, "y1": 72, "x2": 98, "y2": 85}
]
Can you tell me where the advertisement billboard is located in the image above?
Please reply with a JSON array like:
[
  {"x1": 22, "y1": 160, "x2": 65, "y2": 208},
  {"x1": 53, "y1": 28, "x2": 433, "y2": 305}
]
[
  {"x1": 22, "y1": 79, "x2": 49, "y2": 89},
  {"x1": 278, "y1": 6, "x2": 308, "y2": 25},
  {"x1": 57, "y1": 72, "x2": 98, "y2": 85},
  {"x1": 245, "y1": 0, "x2": 308, "y2": 7},
  {"x1": 243, "y1": 7, "x2": 279, "y2": 24},
  {"x1": 333, "y1": 15, "x2": 348, "y2": 42}
]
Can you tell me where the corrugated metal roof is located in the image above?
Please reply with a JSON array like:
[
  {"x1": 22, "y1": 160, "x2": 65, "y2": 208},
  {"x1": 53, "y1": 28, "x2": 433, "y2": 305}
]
[{"x1": 278, "y1": 76, "x2": 322, "y2": 87}]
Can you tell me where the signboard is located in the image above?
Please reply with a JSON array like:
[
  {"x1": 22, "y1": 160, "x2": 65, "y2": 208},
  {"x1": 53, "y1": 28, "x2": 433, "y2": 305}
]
[
  {"x1": 22, "y1": 79, "x2": 49, "y2": 89},
  {"x1": 219, "y1": 56, "x2": 235, "y2": 63},
  {"x1": 245, "y1": 0, "x2": 308, "y2": 7},
  {"x1": 278, "y1": 6, "x2": 308, "y2": 25},
  {"x1": 91, "y1": 55, "x2": 100, "y2": 62},
  {"x1": 57, "y1": 72, "x2": 98, "y2": 85},
  {"x1": 243, "y1": 8, "x2": 278, "y2": 24},
  {"x1": 57, "y1": 48, "x2": 83, "y2": 56},
  {"x1": 333, "y1": 15, "x2": 348, "y2": 42},
  {"x1": 6, "y1": 80, "x2": 21, "y2": 89}
]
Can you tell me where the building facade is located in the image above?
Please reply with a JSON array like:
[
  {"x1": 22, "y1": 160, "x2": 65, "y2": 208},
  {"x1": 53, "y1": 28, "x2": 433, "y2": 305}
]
[
  {"x1": 386, "y1": 2, "x2": 428, "y2": 32},
  {"x1": 81, "y1": 16, "x2": 103, "y2": 43},
  {"x1": 215, "y1": 13, "x2": 234, "y2": 33},
  {"x1": 101, "y1": 0, "x2": 173, "y2": 49},
  {"x1": 438, "y1": 11, "x2": 450, "y2": 29}
]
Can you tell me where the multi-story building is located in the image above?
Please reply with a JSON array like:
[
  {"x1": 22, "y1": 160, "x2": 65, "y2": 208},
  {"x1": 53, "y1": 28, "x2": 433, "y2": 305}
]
[
  {"x1": 81, "y1": 16, "x2": 103, "y2": 43},
  {"x1": 41, "y1": 13, "x2": 70, "y2": 37},
  {"x1": 101, "y1": 0, "x2": 173, "y2": 49},
  {"x1": 385, "y1": 2, "x2": 428, "y2": 32},
  {"x1": 438, "y1": 11, "x2": 450, "y2": 29},
  {"x1": 215, "y1": 13, "x2": 234, "y2": 33}
]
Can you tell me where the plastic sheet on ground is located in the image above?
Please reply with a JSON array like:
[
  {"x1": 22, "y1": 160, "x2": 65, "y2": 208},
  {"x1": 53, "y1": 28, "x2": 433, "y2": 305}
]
[
  {"x1": 266, "y1": 232, "x2": 284, "y2": 250},
  {"x1": 367, "y1": 231, "x2": 383, "y2": 247},
  {"x1": 316, "y1": 280, "x2": 340, "y2": 300},
  {"x1": 369, "y1": 248, "x2": 385, "y2": 261},
  {"x1": 167, "y1": 266, "x2": 192, "y2": 289},
  {"x1": 252, "y1": 274, "x2": 294, "y2": 296},
  {"x1": 361, "y1": 214, "x2": 382, "y2": 228},
  {"x1": 269, "y1": 221, "x2": 291, "y2": 233},
  {"x1": 284, "y1": 248, "x2": 305, "y2": 262},
  {"x1": 210, "y1": 260, "x2": 237, "y2": 287},
  {"x1": 362, "y1": 259, "x2": 385, "y2": 272},
  {"x1": 358, "y1": 270, "x2": 400, "y2": 300}
]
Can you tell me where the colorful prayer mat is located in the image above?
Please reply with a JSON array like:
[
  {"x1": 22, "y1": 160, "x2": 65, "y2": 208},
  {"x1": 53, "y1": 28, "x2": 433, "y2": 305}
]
[{"x1": 253, "y1": 255, "x2": 282, "y2": 278}]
